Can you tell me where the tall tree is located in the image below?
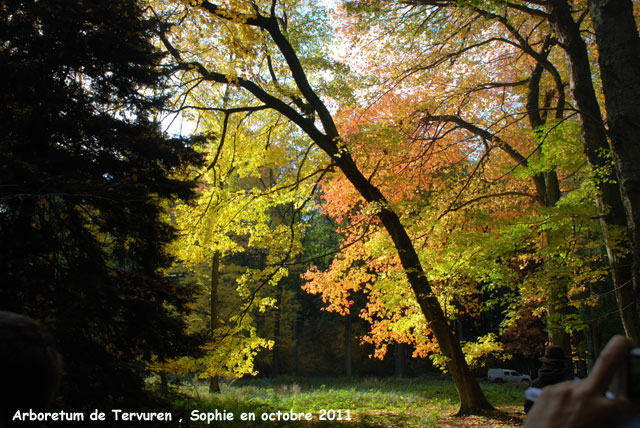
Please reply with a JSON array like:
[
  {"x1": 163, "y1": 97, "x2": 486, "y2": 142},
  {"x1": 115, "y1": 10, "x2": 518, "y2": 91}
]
[
  {"x1": 155, "y1": 0, "x2": 492, "y2": 414},
  {"x1": 588, "y1": 0, "x2": 640, "y2": 324},
  {"x1": 542, "y1": 0, "x2": 640, "y2": 344},
  {"x1": 0, "y1": 0, "x2": 202, "y2": 407}
]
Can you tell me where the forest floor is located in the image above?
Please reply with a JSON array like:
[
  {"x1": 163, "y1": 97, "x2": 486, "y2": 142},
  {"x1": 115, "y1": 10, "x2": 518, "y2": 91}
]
[{"x1": 167, "y1": 376, "x2": 526, "y2": 427}]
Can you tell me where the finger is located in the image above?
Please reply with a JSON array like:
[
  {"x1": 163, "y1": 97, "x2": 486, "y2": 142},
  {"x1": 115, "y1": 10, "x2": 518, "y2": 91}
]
[
  {"x1": 586, "y1": 335, "x2": 633, "y2": 394},
  {"x1": 593, "y1": 396, "x2": 639, "y2": 426}
]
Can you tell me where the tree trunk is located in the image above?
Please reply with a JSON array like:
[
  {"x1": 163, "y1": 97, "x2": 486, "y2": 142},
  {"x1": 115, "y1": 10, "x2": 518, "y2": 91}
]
[
  {"x1": 547, "y1": 278, "x2": 572, "y2": 357},
  {"x1": 589, "y1": 0, "x2": 640, "y2": 343},
  {"x1": 345, "y1": 314, "x2": 352, "y2": 377},
  {"x1": 293, "y1": 308, "x2": 300, "y2": 376},
  {"x1": 209, "y1": 374, "x2": 220, "y2": 393},
  {"x1": 375, "y1": 206, "x2": 493, "y2": 414},
  {"x1": 545, "y1": 0, "x2": 640, "y2": 344},
  {"x1": 209, "y1": 252, "x2": 221, "y2": 393},
  {"x1": 526, "y1": 56, "x2": 573, "y2": 353},
  {"x1": 272, "y1": 282, "x2": 282, "y2": 378},
  {"x1": 160, "y1": 372, "x2": 169, "y2": 396},
  {"x1": 589, "y1": 282, "x2": 602, "y2": 363},
  {"x1": 395, "y1": 343, "x2": 408, "y2": 378}
]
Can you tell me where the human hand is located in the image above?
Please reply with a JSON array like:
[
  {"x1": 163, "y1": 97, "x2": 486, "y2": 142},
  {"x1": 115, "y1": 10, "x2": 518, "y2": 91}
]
[{"x1": 524, "y1": 335, "x2": 639, "y2": 428}]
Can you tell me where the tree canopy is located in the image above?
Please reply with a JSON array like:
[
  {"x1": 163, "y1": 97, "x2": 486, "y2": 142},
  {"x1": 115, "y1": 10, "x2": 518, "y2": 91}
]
[{"x1": 2, "y1": 0, "x2": 639, "y2": 417}]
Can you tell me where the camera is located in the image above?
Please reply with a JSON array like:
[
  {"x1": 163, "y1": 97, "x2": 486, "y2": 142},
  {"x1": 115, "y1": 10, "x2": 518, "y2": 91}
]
[{"x1": 629, "y1": 348, "x2": 640, "y2": 399}]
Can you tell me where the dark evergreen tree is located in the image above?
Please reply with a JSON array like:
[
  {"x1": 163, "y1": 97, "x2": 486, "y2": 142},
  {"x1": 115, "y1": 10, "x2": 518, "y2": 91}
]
[{"x1": 0, "y1": 0, "x2": 203, "y2": 408}]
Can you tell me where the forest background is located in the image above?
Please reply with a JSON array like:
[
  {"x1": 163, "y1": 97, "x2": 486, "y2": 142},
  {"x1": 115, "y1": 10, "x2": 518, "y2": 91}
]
[{"x1": 1, "y1": 0, "x2": 640, "y2": 424}]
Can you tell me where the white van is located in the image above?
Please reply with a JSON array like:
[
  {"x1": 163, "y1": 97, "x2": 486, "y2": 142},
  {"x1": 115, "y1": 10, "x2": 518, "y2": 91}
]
[{"x1": 487, "y1": 368, "x2": 531, "y2": 383}]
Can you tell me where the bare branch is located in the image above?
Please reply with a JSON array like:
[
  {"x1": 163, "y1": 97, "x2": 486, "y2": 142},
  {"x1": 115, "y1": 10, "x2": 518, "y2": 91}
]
[
  {"x1": 439, "y1": 191, "x2": 538, "y2": 218},
  {"x1": 423, "y1": 113, "x2": 529, "y2": 167},
  {"x1": 164, "y1": 104, "x2": 269, "y2": 114}
]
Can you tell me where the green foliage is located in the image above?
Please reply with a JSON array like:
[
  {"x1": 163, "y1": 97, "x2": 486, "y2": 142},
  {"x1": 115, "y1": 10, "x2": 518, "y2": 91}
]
[
  {"x1": 429, "y1": 334, "x2": 506, "y2": 372},
  {"x1": 462, "y1": 334, "x2": 508, "y2": 369},
  {"x1": 155, "y1": 329, "x2": 273, "y2": 378},
  {"x1": 456, "y1": 0, "x2": 509, "y2": 12},
  {"x1": 516, "y1": 119, "x2": 585, "y2": 178},
  {"x1": 302, "y1": 212, "x2": 342, "y2": 270}
]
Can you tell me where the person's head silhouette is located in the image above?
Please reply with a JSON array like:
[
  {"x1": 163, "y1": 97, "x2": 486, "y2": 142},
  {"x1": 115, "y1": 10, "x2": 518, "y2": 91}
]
[{"x1": 0, "y1": 312, "x2": 62, "y2": 427}]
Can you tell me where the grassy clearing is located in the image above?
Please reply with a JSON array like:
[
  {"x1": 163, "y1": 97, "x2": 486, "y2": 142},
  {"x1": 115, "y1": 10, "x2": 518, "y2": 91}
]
[{"x1": 165, "y1": 376, "x2": 526, "y2": 427}]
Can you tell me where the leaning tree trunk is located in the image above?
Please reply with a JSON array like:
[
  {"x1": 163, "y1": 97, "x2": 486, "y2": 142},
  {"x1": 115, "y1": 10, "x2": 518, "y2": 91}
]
[
  {"x1": 309, "y1": 130, "x2": 494, "y2": 413},
  {"x1": 589, "y1": 0, "x2": 640, "y2": 340},
  {"x1": 374, "y1": 203, "x2": 493, "y2": 414},
  {"x1": 545, "y1": 0, "x2": 640, "y2": 344}
]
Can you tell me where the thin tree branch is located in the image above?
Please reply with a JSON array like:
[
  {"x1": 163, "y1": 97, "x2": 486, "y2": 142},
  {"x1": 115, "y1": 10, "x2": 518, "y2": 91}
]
[
  {"x1": 439, "y1": 191, "x2": 538, "y2": 219},
  {"x1": 423, "y1": 113, "x2": 530, "y2": 167}
]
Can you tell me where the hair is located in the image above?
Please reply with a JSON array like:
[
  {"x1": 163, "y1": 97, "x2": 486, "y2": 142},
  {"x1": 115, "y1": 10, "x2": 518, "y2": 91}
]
[{"x1": 0, "y1": 312, "x2": 62, "y2": 425}]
